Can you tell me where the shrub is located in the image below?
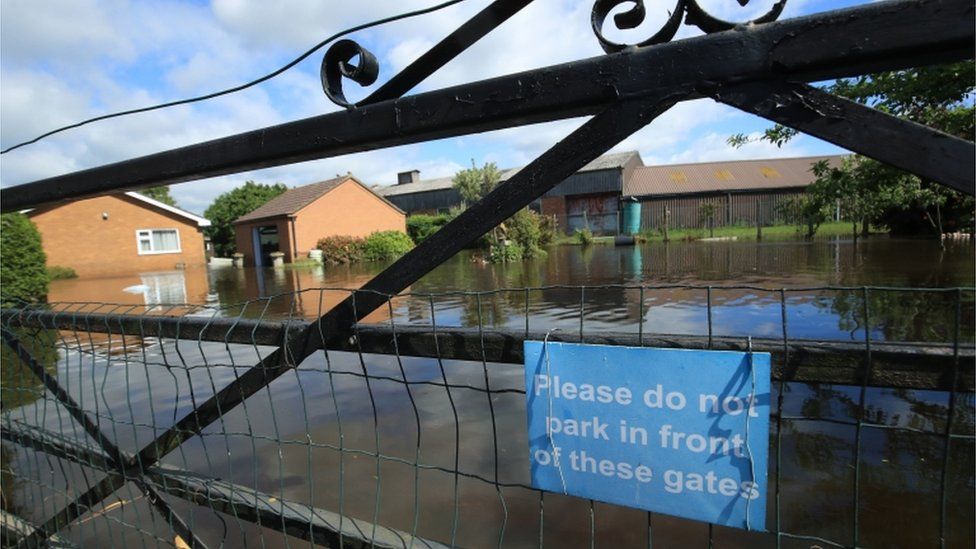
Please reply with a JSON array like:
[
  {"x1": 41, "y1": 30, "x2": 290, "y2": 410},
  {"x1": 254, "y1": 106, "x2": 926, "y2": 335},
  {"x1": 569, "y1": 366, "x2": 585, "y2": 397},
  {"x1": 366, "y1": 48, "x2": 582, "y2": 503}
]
[
  {"x1": 507, "y1": 209, "x2": 547, "y2": 259},
  {"x1": 574, "y1": 227, "x2": 594, "y2": 246},
  {"x1": 362, "y1": 231, "x2": 414, "y2": 261},
  {"x1": 316, "y1": 235, "x2": 365, "y2": 264},
  {"x1": 406, "y1": 214, "x2": 451, "y2": 244},
  {"x1": 489, "y1": 241, "x2": 523, "y2": 263},
  {"x1": 1, "y1": 213, "x2": 48, "y2": 304},
  {"x1": 538, "y1": 214, "x2": 557, "y2": 247},
  {"x1": 46, "y1": 266, "x2": 78, "y2": 280}
]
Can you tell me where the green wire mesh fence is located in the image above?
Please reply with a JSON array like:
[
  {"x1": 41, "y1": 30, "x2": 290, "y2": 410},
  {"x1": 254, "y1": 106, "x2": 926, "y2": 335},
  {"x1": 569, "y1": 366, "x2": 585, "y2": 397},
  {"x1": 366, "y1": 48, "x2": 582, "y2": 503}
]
[{"x1": 1, "y1": 284, "x2": 973, "y2": 548}]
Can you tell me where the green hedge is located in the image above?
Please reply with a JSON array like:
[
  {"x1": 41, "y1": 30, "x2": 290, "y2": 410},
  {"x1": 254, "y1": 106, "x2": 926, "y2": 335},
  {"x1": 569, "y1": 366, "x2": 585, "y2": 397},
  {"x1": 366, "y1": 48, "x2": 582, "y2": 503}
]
[
  {"x1": 1, "y1": 213, "x2": 48, "y2": 304},
  {"x1": 316, "y1": 231, "x2": 414, "y2": 264},
  {"x1": 362, "y1": 231, "x2": 414, "y2": 261},
  {"x1": 406, "y1": 214, "x2": 451, "y2": 243}
]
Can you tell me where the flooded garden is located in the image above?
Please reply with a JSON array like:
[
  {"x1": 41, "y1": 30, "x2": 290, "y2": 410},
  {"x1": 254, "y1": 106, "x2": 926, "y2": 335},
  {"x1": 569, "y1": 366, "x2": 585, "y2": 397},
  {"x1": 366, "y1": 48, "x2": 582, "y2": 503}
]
[{"x1": 5, "y1": 236, "x2": 974, "y2": 547}]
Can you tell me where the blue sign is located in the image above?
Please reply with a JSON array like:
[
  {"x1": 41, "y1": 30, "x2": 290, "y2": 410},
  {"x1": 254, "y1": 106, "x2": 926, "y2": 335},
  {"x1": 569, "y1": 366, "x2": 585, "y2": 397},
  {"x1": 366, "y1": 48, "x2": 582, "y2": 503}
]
[{"x1": 524, "y1": 341, "x2": 770, "y2": 530}]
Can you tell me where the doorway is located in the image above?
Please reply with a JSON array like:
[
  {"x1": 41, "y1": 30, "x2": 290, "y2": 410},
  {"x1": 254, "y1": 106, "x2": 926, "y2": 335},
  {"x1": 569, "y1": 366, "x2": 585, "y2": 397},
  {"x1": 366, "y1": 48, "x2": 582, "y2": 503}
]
[{"x1": 251, "y1": 225, "x2": 280, "y2": 267}]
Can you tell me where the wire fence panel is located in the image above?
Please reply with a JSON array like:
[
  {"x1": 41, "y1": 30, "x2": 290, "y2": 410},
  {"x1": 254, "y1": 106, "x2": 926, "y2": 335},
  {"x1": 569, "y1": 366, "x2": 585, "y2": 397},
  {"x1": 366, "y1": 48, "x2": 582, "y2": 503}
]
[{"x1": 1, "y1": 285, "x2": 973, "y2": 548}]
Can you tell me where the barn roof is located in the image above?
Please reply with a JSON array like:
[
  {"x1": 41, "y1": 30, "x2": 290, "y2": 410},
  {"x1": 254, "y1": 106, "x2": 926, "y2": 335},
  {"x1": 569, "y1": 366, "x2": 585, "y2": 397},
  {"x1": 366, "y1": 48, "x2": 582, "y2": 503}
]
[
  {"x1": 376, "y1": 150, "x2": 640, "y2": 198},
  {"x1": 235, "y1": 175, "x2": 401, "y2": 224},
  {"x1": 624, "y1": 155, "x2": 847, "y2": 197}
]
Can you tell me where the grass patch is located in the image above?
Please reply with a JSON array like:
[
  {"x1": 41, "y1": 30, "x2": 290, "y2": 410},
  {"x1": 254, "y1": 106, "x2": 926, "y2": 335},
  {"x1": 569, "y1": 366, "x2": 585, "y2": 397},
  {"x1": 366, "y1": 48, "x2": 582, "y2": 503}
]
[
  {"x1": 282, "y1": 259, "x2": 322, "y2": 269},
  {"x1": 554, "y1": 234, "x2": 615, "y2": 245},
  {"x1": 639, "y1": 221, "x2": 858, "y2": 242}
]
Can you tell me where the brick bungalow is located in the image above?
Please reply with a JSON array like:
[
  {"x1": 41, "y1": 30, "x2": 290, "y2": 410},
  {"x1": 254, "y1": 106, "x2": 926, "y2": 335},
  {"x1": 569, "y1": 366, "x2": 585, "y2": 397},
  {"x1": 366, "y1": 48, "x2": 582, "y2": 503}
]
[
  {"x1": 27, "y1": 192, "x2": 211, "y2": 278},
  {"x1": 233, "y1": 175, "x2": 406, "y2": 267}
]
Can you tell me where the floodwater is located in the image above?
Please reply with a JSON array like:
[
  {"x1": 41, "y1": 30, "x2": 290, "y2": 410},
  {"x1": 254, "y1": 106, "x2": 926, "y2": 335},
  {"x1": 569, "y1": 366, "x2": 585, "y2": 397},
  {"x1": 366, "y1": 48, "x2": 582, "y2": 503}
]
[
  {"x1": 4, "y1": 237, "x2": 974, "y2": 547},
  {"x1": 48, "y1": 236, "x2": 976, "y2": 342}
]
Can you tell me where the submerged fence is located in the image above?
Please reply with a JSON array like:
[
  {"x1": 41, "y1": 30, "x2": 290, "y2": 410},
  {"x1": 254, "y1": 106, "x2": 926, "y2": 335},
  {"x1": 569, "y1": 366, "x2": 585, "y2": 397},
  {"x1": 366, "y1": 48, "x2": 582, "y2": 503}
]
[{"x1": 1, "y1": 284, "x2": 973, "y2": 547}]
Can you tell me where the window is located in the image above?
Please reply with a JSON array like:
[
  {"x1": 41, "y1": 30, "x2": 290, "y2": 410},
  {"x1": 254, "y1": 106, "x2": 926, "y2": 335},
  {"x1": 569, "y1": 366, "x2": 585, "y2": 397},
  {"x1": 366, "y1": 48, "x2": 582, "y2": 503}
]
[{"x1": 136, "y1": 229, "x2": 181, "y2": 254}]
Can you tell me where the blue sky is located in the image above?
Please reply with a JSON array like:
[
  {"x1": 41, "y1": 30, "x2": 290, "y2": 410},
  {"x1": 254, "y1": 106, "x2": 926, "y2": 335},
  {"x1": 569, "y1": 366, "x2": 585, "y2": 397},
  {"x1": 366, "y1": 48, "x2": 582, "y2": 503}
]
[{"x1": 0, "y1": 0, "x2": 866, "y2": 214}]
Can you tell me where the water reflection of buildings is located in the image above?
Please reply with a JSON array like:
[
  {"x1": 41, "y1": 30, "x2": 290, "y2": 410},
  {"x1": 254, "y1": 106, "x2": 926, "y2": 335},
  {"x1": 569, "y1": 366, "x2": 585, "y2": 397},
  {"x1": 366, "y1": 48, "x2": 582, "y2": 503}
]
[
  {"x1": 48, "y1": 264, "x2": 394, "y2": 323},
  {"x1": 44, "y1": 239, "x2": 972, "y2": 340},
  {"x1": 211, "y1": 266, "x2": 393, "y2": 323},
  {"x1": 48, "y1": 267, "x2": 210, "y2": 309}
]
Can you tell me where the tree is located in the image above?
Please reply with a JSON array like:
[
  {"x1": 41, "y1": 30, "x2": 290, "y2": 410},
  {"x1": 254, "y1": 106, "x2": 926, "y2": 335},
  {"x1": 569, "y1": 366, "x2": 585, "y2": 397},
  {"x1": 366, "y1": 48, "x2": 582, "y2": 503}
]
[
  {"x1": 776, "y1": 194, "x2": 831, "y2": 239},
  {"x1": 453, "y1": 160, "x2": 502, "y2": 205},
  {"x1": 698, "y1": 201, "x2": 718, "y2": 237},
  {"x1": 808, "y1": 157, "x2": 890, "y2": 241},
  {"x1": 1, "y1": 213, "x2": 48, "y2": 304},
  {"x1": 140, "y1": 185, "x2": 178, "y2": 207},
  {"x1": 204, "y1": 181, "x2": 287, "y2": 257},
  {"x1": 452, "y1": 161, "x2": 548, "y2": 262},
  {"x1": 729, "y1": 62, "x2": 975, "y2": 240}
]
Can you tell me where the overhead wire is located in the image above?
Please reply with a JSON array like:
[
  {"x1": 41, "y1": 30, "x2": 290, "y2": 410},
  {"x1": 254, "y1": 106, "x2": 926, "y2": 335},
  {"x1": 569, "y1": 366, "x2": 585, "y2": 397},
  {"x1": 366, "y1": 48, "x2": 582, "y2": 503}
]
[{"x1": 0, "y1": 0, "x2": 467, "y2": 155}]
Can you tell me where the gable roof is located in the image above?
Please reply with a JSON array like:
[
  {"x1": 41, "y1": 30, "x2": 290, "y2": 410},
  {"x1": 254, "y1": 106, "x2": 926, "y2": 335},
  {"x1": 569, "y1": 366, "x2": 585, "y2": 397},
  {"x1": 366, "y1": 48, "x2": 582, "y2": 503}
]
[
  {"x1": 624, "y1": 155, "x2": 847, "y2": 197},
  {"x1": 24, "y1": 192, "x2": 210, "y2": 227},
  {"x1": 376, "y1": 150, "x2": 640, "y2": 198},
  {"x1": 124, "y1": 192, "x2": 211, "y2": 227},
  {"x1": 234, "y1": 175, "x2": 403, "y2": 224}
]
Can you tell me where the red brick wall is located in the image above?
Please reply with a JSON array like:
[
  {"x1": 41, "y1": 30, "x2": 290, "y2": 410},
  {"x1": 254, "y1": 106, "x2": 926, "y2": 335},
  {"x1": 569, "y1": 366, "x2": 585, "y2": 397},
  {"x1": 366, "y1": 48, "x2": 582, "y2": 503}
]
[
  {"x1": 29, "y1": 195, "x2": 207, "y2": 278},
  {"x1": 234, "y1": 219, "x2": 293, "y2": 266},
  {"x1": 232, "y1": 179, "x2": 406, "y2": 266},
  {"x1": 292, "y1": 179, "x2": 406, "y2": 257}
]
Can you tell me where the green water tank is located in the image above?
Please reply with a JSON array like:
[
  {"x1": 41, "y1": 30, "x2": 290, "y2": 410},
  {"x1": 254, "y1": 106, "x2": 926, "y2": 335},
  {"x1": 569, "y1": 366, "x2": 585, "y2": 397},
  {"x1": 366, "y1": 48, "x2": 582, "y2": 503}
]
[{"x1": 621, "y1": 199, "x2": 641, "y2": 235}]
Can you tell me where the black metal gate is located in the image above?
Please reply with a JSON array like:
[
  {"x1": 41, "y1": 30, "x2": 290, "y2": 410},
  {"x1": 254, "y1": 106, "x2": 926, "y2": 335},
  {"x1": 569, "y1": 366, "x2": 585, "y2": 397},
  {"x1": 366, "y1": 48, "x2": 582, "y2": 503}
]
[{"x1": 1, "y1": 0, "x2": 974, "y2": 547}]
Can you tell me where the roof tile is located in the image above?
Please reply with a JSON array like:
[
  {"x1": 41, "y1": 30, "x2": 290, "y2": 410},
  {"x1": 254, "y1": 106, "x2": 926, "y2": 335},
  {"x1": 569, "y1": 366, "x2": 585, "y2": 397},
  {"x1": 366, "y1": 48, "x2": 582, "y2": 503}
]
[{"x1": 234, "y1": 176, "x2": 350, "y2": 223}]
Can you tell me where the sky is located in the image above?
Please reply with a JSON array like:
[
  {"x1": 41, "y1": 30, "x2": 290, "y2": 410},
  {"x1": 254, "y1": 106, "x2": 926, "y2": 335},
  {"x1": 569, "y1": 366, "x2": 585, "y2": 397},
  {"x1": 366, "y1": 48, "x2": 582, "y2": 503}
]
[{"x1": 0, "y1": 0, "x2": 867, "y2": 215}]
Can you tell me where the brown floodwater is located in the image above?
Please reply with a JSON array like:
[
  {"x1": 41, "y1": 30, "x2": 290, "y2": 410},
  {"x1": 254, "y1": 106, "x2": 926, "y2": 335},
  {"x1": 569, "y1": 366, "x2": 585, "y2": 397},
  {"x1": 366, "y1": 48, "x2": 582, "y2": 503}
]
[{"x1": 3, "y1": 236, "x2": 973, "y2": 547}]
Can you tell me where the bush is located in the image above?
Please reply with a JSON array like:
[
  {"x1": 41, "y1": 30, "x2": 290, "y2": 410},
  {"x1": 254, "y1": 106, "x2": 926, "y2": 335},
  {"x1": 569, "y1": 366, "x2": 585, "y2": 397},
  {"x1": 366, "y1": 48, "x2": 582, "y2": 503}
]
[
  {"x1": 46, "y1": 266, "x2": 78, "y2": 280},
  {"x1": 574, "y1": 227, "x2": 594, "y2": 246},
  {"x1": 538, "y1": 214, "x2": 557, "y2": 247},
  {"x1": 1, "y1": 213, "x2": 48, "y2": 304},
  {"x1": 507, "y1": 209, "x2": 547, "y2": 259},
  {"x1": 406, "y1": 214, "x2": 451, "y2": 244},
  {"x1": 489, "y1": 241, "x2": 523, "y2": 263},
  {"x1": 316, "y1": 235, "x2": 365, "y2": 264},
  {"x1": 362, "y1": 231, "x2": 414, "y2": 261}
]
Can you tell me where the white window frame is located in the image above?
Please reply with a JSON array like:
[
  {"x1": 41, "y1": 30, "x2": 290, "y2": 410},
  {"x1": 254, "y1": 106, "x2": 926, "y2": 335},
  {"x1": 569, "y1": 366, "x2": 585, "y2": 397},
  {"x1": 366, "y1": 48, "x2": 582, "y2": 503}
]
[{"x1": 135, "y1": 228, "x2": 182, "y2": 255}]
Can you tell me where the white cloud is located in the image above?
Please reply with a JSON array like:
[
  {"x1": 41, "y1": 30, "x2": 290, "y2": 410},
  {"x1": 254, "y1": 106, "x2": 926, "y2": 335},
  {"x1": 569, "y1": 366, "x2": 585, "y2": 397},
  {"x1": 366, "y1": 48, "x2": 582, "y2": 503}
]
[
  {"x1": 0, "y1": 0, "x2": 136, "y2": 65},
  {"x1": 1, "y1": 0, "x2": 848, "y2": 216},
  {"x1": 650, "y1": 131, "x2": 817, "y2": 165}
]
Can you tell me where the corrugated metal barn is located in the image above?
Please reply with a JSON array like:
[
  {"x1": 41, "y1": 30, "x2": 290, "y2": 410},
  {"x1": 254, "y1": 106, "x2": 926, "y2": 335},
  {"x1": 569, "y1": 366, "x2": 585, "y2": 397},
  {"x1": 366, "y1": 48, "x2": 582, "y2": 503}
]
[
  {"x1": 626, "y1": 155, "x2": 846, "y2": 230},
  {"x1": 376, "y1": 151, "x2": 642, "y2": 235},
  {"x1": 377, "y1": 153, "x2": 847, "y2": 235},
  {"x1": 376, "y1": 169, "x2": 518, "y2": 214},
  {"x1": 540, "y1": 151, "x2": 643, "y2": 234}
]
